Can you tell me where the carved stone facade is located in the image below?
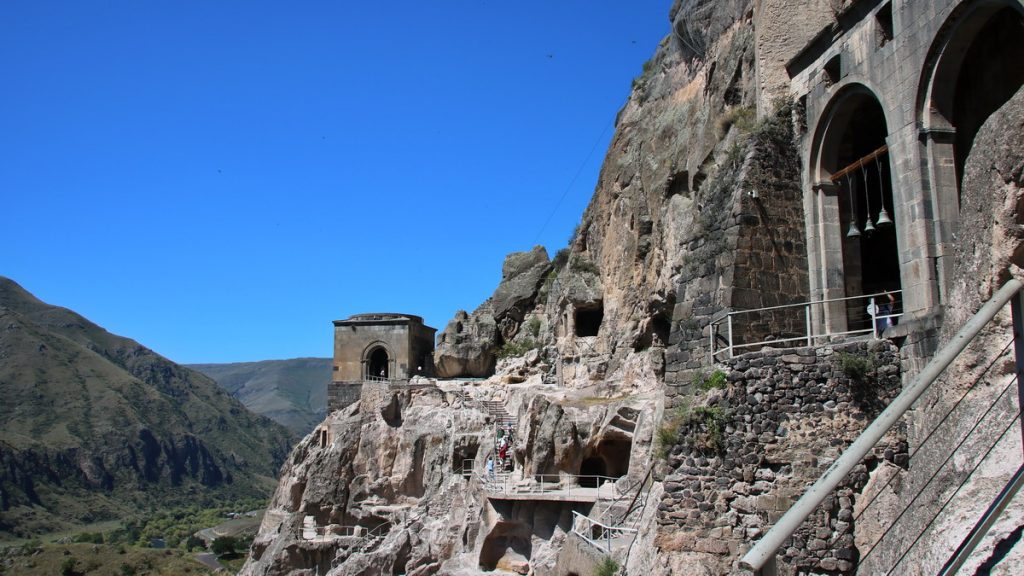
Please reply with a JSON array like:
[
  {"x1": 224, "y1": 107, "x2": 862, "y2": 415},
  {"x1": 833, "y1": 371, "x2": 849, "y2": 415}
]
[
  {"x1": 787, "y1": 0, "x2": 1024, "y2": 346},
  {"x1": 328, "y1": 313, "x2": 436, "y2": 412}
]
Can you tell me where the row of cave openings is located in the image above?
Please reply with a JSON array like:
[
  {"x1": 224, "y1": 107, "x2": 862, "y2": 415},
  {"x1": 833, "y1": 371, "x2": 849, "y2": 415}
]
[{"x1": 814, "y1": 1, "x2": 1024, "y2": 330}]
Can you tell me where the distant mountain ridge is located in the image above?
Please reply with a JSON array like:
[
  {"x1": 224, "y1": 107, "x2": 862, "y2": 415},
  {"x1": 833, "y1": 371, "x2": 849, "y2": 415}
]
[
  {"x1": 0, "y1": 276, "x2": 296, "y2": 539},
  {"x1": 188, "y1": 358, "x2": 329, "y2": 435}
]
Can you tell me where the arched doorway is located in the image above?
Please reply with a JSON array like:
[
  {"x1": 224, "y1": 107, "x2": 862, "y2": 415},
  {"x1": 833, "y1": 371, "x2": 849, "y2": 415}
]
[
  {"x1": 367, "y1": 346, "x2": 389, "y2": 379},
  {"x1": 918, "y1": 1, "x2": 1024, "y2": 302},
  {"x1": 811, "y1": 86, "x2": 902, "y2": 333},
  {"x1": 922, "y1": 2, "x2": 1024, "y2": 196}
]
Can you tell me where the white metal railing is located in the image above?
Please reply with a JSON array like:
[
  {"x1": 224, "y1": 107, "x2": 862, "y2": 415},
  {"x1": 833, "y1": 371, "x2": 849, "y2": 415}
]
[
  {"x1": 479, "y1": 473, "x2": 620, "y2": 500},
  {"x1": 740, "y1": 278, "x2": 1024, "y2": 575},
  {"x1": 300, "y1": 519, "x2": 391, "y2": 545},
  {"x1": 571, "y1": 511, "x2": 638, "y2": 554},
  {"x1": 710, "y1": 290, "x2": 903, "y2": 358}
]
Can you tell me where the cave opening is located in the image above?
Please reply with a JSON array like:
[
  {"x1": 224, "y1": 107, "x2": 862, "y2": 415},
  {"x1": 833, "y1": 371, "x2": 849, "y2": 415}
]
[
  {"x1": 578, "y1": 457, "x2": 607, "y2": 488},
  {"x1": 575, "y1": 304, "x2": 604, "y2": 337}
]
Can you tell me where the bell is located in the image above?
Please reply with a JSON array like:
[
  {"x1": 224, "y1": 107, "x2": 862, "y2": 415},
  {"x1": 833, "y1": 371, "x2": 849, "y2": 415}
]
[
  {"x1": 847, "y1": 221, "x2": 862, "y2": 238},
  {"x1": 876, "y1": 207, "x2": 893, "y2": 227},
  {"x1": 864, "y1": 217, "x2": 876, "y2": 234}
]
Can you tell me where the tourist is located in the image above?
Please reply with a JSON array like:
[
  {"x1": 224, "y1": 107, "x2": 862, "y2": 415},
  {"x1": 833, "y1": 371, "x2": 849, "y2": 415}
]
[{"x1": 486, "y1": 457, "x2": 495, "y2": 480}]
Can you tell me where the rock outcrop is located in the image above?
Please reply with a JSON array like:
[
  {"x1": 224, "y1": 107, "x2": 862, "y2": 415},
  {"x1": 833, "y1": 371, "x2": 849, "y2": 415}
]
[
  {"x1": 241, "y1": 377, "x2": 659, "y2": 576},
  {"x1": 435, "y1": 247, "x2": 551, "y2": 378}
]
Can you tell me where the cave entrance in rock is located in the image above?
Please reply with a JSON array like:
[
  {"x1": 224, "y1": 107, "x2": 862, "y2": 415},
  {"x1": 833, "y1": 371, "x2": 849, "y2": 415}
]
[
  {"x1": 811, "y1": 86, "x2": 902, "y2": 334},
  {"x1": 574, "y1": 304, "x2": 603, "y2": 337},
  {"x1": 579, "y1": 434, "x2": 632, "y2": 488},
  {"x1": 367, "y1": 346, "x2": 389, "y2": 379}
]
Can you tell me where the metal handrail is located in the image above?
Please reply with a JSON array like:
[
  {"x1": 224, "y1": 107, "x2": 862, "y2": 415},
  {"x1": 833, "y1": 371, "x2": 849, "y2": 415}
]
[
  {"x1": 479, "y1": 473, "x2": 620, "y2": 500},
  {"x1": 571, "y1": 511, "x2": 638, "y2": 554},
  {"x1": 740, "y1": 278, "x2": 1024, "y2": 574},
  {"x1": 711, "y1": 290, "x2": 904, "y2": 358}
]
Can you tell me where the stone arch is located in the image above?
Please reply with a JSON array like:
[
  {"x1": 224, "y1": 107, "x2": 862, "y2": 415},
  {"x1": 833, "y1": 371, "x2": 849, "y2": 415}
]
[
  {"x1": 918, "y1": 0, "x2": 1024, "y2": 190},
  {"x1": 362, "y1": 341, "x2": 393, "y2": 379},
  {"x1": 915, "y1": 0, "x2": 1024, "y2": 303},
  {"x1": 806, "y1": 83, "x2": 901, "y2": 334}
]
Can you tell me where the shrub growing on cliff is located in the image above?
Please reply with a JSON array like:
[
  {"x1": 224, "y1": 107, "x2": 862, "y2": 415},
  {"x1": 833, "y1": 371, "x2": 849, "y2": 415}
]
[
  {"x1": 497, "y1": 338, "x2": 538, "y2": 359},
  {"x1": 693, "y1": 369, "x2": 727, "y2": 392},
  {"x1": 595, "y1": 556, "x2": 620, "y2": 576},
  {"x1": 835, "y1": 351, "x2": 873, "y2": 384}
]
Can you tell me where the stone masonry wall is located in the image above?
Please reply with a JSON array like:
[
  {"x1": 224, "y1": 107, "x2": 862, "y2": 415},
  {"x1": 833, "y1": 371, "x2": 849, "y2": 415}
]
[
  {"x1": 657, "y1": 339, "x2": 906, "y2": 574},
  {"x1": 665, "y1": 106, "x2": 809, "y2": 396}
]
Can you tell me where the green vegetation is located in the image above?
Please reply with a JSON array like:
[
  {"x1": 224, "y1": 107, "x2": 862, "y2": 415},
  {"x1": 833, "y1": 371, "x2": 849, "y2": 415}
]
[
  {"x1": 631, "y1": 56, "x2": 658, "y2": 103},
  {"x1": 211, "y1": 536, "x2": 238, "y2": 557},
  {"x1": 595, "y1": 556, "x2": 620, "y2": 576},
  {"x1": 0, "y1": 542, "x2": 215, "y2": 575},
  {"x1": 693, "y1": 369, "x2": 728, "y2": 391},
  {"x1": 835, "y1": 351, "x2": 874, "y2": 384},
  {"x1": 570, "y1": 257, "x2": 600, "y2": 275},
  {"x1": 717, "y1": 105, "x2": 757, "y2": 136},
  {"x1": 526, "y1": 317, "x2": 542, "y2": 338},
  {"x1": 128, "y1": 499, "x2": 263, "y2": 549},
  {"x1": 497, "y1": 338, "x2": 540, "y2": 359},
  {"x1": 656, "y1": 400, "x2": 731, "y2": 458}
]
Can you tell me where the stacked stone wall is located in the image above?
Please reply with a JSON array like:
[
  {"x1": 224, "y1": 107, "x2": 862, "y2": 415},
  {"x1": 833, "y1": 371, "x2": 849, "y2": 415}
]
[
  {"x1": 658, "y1": 339, "x2": 906, "y2": 574},
  {"x1": 665, "y1": 107, "x2": 809, "y2": 396}
]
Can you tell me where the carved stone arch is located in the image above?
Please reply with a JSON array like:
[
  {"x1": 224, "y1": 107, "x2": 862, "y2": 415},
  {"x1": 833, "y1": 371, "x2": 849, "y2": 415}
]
[
  {"x1": 361, "y1": 341, "x2": 394, "y2": 379},
  {"x1": 915, "y1": 0, "x2": 1024, "y2": 302},
  {"x1": 805, "y1": 82, "x2": 901, "y2": 334},
  {"x1": 917, "y1": 0, "x2": 1024, "y2": 197}
]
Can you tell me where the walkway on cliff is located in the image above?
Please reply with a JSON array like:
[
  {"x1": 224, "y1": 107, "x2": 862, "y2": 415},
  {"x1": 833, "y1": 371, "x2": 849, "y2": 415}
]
[{"x1": 480, "y1": 473, "x2": 619, "y2": 503}]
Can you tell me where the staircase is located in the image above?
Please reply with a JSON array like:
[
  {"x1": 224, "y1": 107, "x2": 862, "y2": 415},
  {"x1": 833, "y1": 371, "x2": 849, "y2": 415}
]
[{"x1": 480, "y1": 400, "x2": 516, "y2": 427}]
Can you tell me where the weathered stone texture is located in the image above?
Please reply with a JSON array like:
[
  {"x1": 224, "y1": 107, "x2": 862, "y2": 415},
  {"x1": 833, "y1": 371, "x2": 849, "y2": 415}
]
[{"x1": 658, "y1": 340, "x2": 905, "y2": 574}]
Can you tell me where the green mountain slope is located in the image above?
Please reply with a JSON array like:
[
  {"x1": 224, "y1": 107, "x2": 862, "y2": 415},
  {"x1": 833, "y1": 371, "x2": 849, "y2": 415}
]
[
  {"x1": 188, "y1": 359, "x2": 329, "y2": 435},
  {"x1": 0, "y1": 277, "x2": 296, "y2": 539}
]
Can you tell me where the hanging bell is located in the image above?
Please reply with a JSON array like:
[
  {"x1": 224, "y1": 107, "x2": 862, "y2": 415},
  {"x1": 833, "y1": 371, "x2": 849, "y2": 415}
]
[
  {"x1": 847, "y1": 220, "x2": 862, "y2": 238},
  {"x1": 864, "y1": 217, "x2": 876, "y2": 234},
  {"x1": 876, "y1": 207, "x2": 894, "y2": 227}
]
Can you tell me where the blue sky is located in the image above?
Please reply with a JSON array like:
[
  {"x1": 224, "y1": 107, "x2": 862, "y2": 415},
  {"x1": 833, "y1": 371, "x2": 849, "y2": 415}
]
[{"x1": 1, "y1": 1, "x2": 669, "y2": 363}]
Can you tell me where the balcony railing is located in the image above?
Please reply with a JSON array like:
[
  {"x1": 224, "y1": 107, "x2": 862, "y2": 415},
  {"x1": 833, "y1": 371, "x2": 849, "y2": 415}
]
[{"x1": 710, "y1": 290, "x2": 903, "y2": 359}]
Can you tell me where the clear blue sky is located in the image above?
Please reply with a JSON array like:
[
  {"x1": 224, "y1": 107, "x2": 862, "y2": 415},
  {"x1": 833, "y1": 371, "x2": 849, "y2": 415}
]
[{"x1": 1, "y1": 1, "x2": 669, "y2": 363}]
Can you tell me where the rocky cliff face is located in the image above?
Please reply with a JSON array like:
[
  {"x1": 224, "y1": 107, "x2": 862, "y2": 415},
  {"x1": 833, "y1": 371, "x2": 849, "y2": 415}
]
[
  {"x1": 435, "y1": 0, "x2": 765, "y2": 391},
  {"x1": 240, "y1": 377, "x2": 658, "y2": 575}
]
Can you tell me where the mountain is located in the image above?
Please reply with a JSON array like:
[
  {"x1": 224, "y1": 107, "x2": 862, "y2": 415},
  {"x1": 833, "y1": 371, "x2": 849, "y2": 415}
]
[
  {"x1": 0, "y1": 276, "x2": 296, "y2": 539},
  {"x1": 188, "y1": 359, "x2": 329, "y2": 436}
]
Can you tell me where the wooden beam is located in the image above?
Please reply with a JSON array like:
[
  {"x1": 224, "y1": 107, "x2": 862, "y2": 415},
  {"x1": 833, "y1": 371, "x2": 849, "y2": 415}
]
[{"x1": 829, "y1": 145, "x2": 889, "y2": 183}]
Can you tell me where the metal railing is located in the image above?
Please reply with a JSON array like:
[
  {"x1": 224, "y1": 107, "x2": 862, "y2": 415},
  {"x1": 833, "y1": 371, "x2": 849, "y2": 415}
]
[
  {"x1": 710, "y1": 290, "x2": 903, "y2": 359},
  {"x1": 480, "y1": 473, "x2": 620, "y2": 500},
  {"x1": 571, "y1": 511, "x2": 638, "y2": 555},
  {"x1": 740, "y1": 278, "x2": 1024, "y2": 575},
  {"x1": 300, "y1": 520, "x2": 391, "y2": 545}
]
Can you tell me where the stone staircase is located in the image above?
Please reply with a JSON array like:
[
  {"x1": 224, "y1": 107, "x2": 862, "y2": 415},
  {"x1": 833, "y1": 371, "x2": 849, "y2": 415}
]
[{"x1": 481, "y1": 400, "x2": 515, "y2": 427}]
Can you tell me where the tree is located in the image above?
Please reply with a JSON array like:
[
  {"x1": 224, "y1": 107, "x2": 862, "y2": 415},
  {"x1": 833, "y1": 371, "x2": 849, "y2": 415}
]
[{"x1": 211, "y1": 536, "x2": 238, "y2": 557}]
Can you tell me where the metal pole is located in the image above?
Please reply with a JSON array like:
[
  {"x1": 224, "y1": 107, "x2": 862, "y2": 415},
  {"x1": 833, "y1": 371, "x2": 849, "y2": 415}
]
[
  {"x1": 728, "y1": 314, "x2": 735, "y2": 359},
  {"x1": 805, "y1": 304, "x2": 812, "y2": 347},
  {"x1": 710, "y1": 322, "x2": 716, "y2": 358},
  {"x1": 869, "y1": 297, "x2": 878, "y2": 338},
  {"x1": 1013, "y1": 291, "x2": 1024, "y2": 452},
  {"x1": 740, "y1": 278, "x2": 1024, "y2": 572},
  {"x1": 937, "y1": 463, "x2": 1024, "y2": 576}
]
